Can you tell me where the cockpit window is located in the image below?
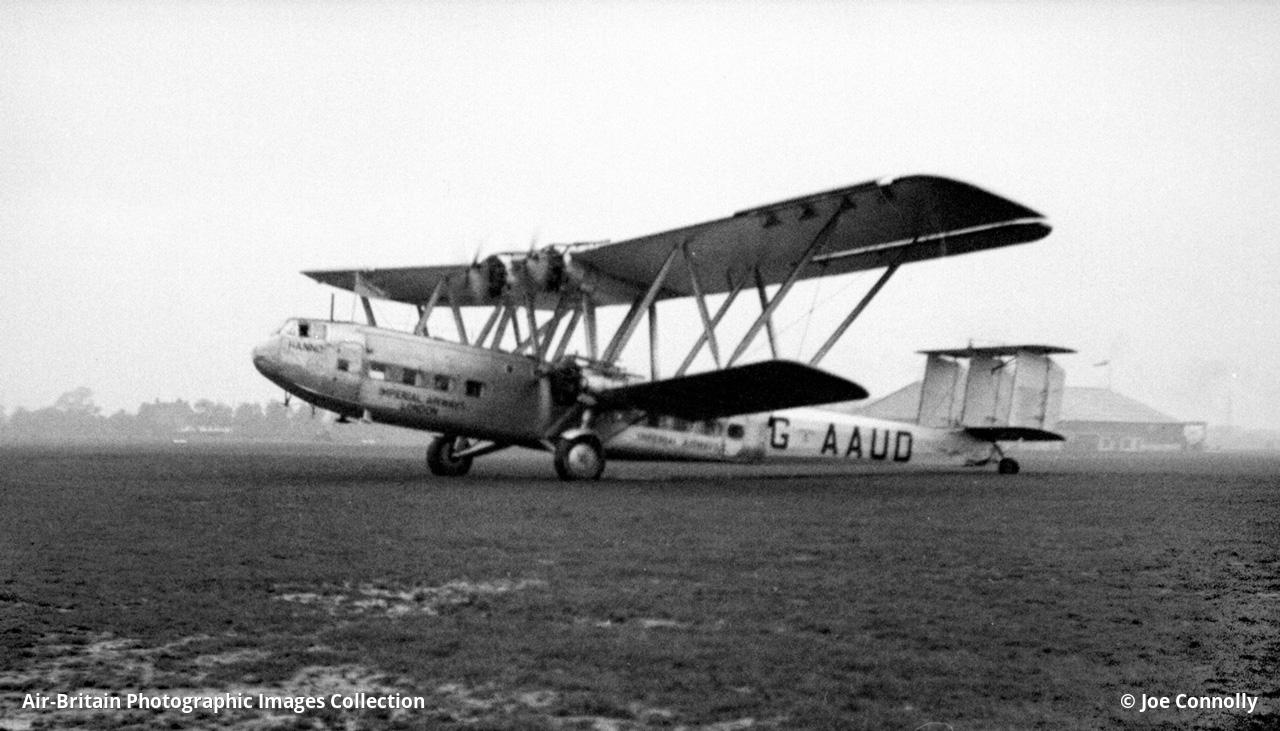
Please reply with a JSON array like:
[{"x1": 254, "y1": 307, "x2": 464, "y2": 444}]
[
  {"x1": 297, "y1": 321, "x2": 326, "y2": 339},
  {"x1": 278, "y1": 320, "x2": 299, "y2": 337}
]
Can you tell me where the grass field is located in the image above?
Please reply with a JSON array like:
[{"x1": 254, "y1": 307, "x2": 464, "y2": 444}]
[{"x1": 1, "y1": 444, "x2": 1277, "y2": 730}]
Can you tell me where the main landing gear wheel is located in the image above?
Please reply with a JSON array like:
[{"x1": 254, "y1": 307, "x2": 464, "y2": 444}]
[
  {"x1": 427, "y1": 435, "x2": 473, "y2": 477},
  {"x1": 554, "y1": 434, "x2": 605, "y2": 481},
  {"x1": 997, "y1": 457, "x2": 1020, "y2": 475}
]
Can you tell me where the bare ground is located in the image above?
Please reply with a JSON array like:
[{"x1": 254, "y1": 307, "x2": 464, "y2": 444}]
[{"x1": 1, "y1": 444, "x2": 1277, "y2": 729}]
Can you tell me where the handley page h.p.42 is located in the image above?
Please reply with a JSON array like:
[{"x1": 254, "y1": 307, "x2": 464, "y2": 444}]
[{"x1": 253, "y1": 175, "x2": 1071, "y2": 479}]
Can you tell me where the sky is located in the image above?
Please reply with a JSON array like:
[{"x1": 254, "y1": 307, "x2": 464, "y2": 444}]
[{"x1": 3, "y1": 1, "x2": 1279, "y2": 429}]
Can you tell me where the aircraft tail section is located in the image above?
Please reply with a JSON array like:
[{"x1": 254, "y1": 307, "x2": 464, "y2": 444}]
[
  {"x1": 918, "y1": 354, "x2": 967, "y2": 428},
  {"x1": 916, "y1": 345, "x2": 1071, "y2": 434}
]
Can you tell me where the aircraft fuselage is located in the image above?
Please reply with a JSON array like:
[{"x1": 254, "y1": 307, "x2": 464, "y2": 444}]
[{"x1": 252, "y1": 318, "x2": 999, "y2": 469}]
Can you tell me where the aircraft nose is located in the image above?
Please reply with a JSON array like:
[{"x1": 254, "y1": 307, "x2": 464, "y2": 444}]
[{"x1": 252, "y1": 340, "x2": 278, "y2": 376}]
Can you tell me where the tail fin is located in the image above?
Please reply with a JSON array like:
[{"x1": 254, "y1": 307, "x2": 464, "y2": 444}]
[{"x1": 917, "y1": 345, "x2": 1072, "y2": 432}]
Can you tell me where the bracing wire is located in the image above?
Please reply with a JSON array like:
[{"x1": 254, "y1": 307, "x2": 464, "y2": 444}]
[
  {"x1": 796, "y1": 267, "x2": 825, "y2": 357},
  {"x1": 753, "y1": 273, "x2": 872, "y2": 361}
]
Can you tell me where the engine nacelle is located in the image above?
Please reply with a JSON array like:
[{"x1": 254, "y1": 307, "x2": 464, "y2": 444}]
[
  {"x1": 523, "y1": 247, "x2": 566, "y2": 293},
  {"x1": 545, "y1": 358, "x2": 583, "y2": 406},
  {"x1": 467, "y1": 255, "x2": 507, "y2": 302}
]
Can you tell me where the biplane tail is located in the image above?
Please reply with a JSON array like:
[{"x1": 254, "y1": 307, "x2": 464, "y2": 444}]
[{"x1": 915, "y1": 345, "x2": 1073, "y2": 440}]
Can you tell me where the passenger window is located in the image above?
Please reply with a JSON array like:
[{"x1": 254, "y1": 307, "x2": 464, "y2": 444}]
[
  {"x1": 433, "y1": 374, "x2": 452, "y2": 391},
  {"x1": 337, "y1": 359, "x2": 350, "y2": 372},
  {"x1": 464, "y1": 380, "x2": 485, "y2": 398},
  {"x1": 369, "y1": 362, "x2": 388, "y2": 381},
  {"x1": 727, "y1": 424, "x2": 745, "y2": 440}
]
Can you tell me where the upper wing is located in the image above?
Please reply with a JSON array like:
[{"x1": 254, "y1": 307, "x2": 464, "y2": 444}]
[
  {"x1": 304, "y1": 264, "x2": 461, "y2": 304},
  {"x1": 303, "y1": 174, "x2": 1049, "y2": 308},
  {"x1": 593, "y1": 360, "x2": 867, "y2": 421},
  {"x1": 573, "y1": 174, "x2": 1049, "y2": 300}
]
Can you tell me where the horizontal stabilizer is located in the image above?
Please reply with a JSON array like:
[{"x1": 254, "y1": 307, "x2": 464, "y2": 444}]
[
  {"x1": 964, "y1": 427, "x2": 1065, "y2": 443},
  {"x1": 595, "y1": 360, "x2": 867, "y2": 421},
  {"x1": 919, "y1": 344, "x2": 1075, "y2": 358}
]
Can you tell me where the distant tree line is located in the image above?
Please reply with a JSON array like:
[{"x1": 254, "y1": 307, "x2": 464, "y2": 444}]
[
  {"x1": 0, "y1": 387, "x2": 420, "y2": 445},
  {"x1": 6, "y1": 388, "x2": 1277, "y2": 451}
]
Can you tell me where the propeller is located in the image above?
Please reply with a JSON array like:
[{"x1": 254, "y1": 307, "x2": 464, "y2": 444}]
[
  {"x1": 466, "y1": 254, "x2": 507, "y2": 302},
  {"x1": 544, "y1": 357, "x2": 584, "y2": 406},
  {"x1": 458, "y1": 234, "x2": 567, "y2": 305},
  {"x1": 523, "y1": 244, "x2": 566, "y2": 293}
]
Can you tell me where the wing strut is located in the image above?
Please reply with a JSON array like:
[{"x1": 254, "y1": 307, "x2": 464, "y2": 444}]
[
  {"x1": 536, "y1": 294, "x2": 571, "y2": 360},
  {"x1": 475, "y1": 305, "x2": 502, "y2": 347},
  {"x1": 353, "y1": 272, "x2": 387, "y2": 326},
  {"x1": 604, "y1": 295, "x2": 644, "y2": 363},
  {"x1": 808, "y1": 262, "x2": 899, "y2": 367},
  {"x1": 514, "y1": 312, "x2": 550, "y2": 354},
  {"x1": 752, "y1": 268, "x2": 779, "y2": 360},
  {"x1": 489, "y1": 306, "x2": 512, "y2": 350},
  {"x1": 413, "y1": 278, "x2": 446, "y2": 336},
  {"x1": 509, "y1": 307, "x2": 523, "y2": 346},
  {"x1": 601, "y1": 242, "x2": 681, "y2": 364},
  {"x1": 681, "y1": 241, "x2": 721, "y2": 368},
  {"x1": 450, "y1": 301, "x2": 469, "y2": 345},
  {"x1": 675, "y1": 269, "x2": 748, "y2": 376},
  {"x1": 517, "y1": 297, "x2": 568, "y2": 357},
  {"x1": 727, "y1": 201, "x2": 849, "y2": 366},
  {"x1": 648, "y1": 302, "x2": 660, "y2": 379},
  {"x1": 524, "y1": 295, "x2": 541, "y2": 355},
  {"x1": 552, "y1": 303, "x2": 582, "y2": 362},
  {"x1": 583, "y1": 294, "x2": 598, "y2": 360}
]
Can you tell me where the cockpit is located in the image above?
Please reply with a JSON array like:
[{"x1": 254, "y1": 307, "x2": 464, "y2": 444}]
[
  {"x1": 276, "y1": 318, "x2": 328, "y2": 340},
  {"x1": 254, "y1": 318, "x2": 330, "y2": 382}
]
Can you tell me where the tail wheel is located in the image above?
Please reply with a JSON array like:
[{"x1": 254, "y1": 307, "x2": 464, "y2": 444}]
[
  {"x1": 997, "y1": 457, "x2": 1020, "y2": 475},
  {"x1": 427, "y1": 435, "x2": 473, "y2": 477},
  {"x1": 554, "y1": 434, "x2": 605, "y2": 481}
]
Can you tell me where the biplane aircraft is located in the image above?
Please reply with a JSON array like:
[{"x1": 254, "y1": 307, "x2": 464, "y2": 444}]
[{"x1": 252, "y1": 175, "x2": 1071, "y2": 480}]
